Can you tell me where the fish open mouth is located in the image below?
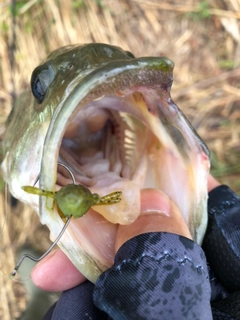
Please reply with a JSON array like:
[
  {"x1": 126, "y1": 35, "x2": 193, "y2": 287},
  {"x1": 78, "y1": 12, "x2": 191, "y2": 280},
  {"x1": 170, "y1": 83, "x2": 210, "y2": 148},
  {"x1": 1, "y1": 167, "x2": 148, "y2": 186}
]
[
  {"x1": 55, "y1": 92, "x2": 167, "y2": 278},
  {"x1": 36, "y1": 54, "x2": 209, "y2": 282},
  {"x1": 58, "y1": 94, "x2": 157, "y2": 224},
  {"x1": 56, "y1": 98, "x2": 143, "y2": 271}
]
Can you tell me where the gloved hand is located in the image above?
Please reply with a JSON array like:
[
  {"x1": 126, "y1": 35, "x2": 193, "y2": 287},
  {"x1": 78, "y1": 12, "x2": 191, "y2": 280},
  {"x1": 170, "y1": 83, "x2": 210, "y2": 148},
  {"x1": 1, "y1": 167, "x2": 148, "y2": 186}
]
[
  {"x1": 202, "y1": 185, "x2": 240, "y2": 319},
  {"x1": 32, "y1": 176, "x2": 240, "y2": 320}
]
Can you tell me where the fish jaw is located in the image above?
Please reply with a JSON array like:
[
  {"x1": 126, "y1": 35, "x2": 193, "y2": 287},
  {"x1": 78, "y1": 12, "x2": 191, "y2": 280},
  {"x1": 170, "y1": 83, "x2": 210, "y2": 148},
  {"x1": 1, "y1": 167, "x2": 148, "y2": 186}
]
[
  {"x1": 1, "y1": 44, "x2": 210, "y2": 282},
  {"x1": 39, "y1": 58, "x2": 209, "y2": 281}
]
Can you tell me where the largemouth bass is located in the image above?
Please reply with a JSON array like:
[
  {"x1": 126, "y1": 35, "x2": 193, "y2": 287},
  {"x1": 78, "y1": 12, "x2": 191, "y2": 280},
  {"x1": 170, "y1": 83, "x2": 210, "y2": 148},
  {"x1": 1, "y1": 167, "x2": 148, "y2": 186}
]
[{"x1": 1, "y1": 43, "x2": 210, "y2": 282}]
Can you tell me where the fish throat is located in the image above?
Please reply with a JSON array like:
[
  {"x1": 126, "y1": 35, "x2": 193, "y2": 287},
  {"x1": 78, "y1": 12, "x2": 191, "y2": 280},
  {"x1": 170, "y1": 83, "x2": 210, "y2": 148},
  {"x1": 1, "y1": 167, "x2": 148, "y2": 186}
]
[
  {"x1": 58, "y1": 93, "x2": 155, "y2": 224},
  {"x1": 60, "y1": 106, "x2": 146, "y2": 184}
]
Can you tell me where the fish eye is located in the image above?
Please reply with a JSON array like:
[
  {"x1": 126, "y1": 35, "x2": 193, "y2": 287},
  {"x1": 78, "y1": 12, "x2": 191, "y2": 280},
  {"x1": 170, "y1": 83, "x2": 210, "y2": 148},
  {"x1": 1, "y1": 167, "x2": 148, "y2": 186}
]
[{"x1": 31, "y1": 65, "x2": 55, "y2": 103}]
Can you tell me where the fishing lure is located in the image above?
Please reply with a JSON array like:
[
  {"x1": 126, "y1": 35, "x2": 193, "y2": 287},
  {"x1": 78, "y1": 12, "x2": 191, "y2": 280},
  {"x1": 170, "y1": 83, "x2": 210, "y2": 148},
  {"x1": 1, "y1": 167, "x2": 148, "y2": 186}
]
[
  {"x1": 11, "y1": 163, "x2": 122, "y2": 277},
  {"x1": 22, "y1": 184, "x2": 122, "y2": 219}
]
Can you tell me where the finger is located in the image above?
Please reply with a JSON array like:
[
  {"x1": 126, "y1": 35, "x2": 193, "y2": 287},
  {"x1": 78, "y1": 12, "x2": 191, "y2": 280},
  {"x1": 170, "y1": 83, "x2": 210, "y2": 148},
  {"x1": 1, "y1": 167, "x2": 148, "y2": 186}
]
[
  {"x1": 115, "y1": 188, "x2": 192, "y2": 252},
  {"x1": 31, "y1": 248, "x2": 86, "y2": 291},
  {"x1": 208, "y1": 174, "x2": 220, "y2": 192}
]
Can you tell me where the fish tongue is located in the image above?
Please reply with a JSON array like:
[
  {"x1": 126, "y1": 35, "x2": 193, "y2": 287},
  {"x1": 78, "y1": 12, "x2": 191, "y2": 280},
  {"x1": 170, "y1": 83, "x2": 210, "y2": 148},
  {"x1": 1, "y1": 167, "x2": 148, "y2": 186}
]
[
  {"x1": 91, "y1": 176, "x2": 141, "y2": 224},
  {"x1": 88, "y1": 145, "x2": 148, "y2": 225}
]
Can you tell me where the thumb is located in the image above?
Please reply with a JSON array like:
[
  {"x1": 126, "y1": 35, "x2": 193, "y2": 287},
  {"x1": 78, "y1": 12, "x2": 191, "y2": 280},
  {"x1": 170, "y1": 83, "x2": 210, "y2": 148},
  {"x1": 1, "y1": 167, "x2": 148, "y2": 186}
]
[{"x1": 115, "y1": 188, "x2": 192, "y2": 253}]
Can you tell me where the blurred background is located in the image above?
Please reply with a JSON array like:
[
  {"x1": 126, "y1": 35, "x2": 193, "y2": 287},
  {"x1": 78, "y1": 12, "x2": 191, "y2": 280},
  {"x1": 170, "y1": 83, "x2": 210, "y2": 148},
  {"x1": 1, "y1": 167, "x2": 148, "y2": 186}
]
[{"x1": 0, "y1": 0, "x2": 239, "y2": 319}]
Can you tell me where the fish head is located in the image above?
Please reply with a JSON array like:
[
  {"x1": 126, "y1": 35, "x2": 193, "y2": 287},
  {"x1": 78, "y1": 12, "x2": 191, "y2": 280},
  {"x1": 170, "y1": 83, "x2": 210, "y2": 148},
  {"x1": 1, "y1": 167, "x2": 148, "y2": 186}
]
[{"x1": 2, "y1": 43, "x2": 210, "y2": 282}]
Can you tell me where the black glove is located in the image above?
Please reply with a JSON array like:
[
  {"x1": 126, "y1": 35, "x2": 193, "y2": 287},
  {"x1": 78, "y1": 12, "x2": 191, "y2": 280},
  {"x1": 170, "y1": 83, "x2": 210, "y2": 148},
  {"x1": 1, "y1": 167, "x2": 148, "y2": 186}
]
[{"x1": 202, "y1": 185, "x2": 240, "y2": 319}]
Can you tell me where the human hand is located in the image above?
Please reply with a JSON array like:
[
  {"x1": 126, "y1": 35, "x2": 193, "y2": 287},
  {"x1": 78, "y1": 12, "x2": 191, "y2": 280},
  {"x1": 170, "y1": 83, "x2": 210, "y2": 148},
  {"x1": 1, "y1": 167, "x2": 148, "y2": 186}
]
[
  {"x1": 31, "y1": 174, "x2": 218, "y2": 291},
  {"x1": 208, "y1": 174, "x2": 220, "y2": 192}
]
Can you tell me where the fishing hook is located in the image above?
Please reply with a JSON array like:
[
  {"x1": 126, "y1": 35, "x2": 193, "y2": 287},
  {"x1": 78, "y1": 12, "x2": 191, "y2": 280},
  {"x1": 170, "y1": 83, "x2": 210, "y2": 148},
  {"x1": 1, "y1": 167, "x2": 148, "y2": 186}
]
[{"x1": 11, "y1": 162, "x2": 75, "y2": 277}]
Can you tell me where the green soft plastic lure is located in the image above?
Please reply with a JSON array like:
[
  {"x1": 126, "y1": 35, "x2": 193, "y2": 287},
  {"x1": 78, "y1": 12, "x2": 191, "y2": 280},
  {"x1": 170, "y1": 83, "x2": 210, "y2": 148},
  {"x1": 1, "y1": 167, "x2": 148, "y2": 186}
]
[
  {"x1": 10, "y1": 183, "x2": 122, "y2": 277},
  {"x1": 22, "y1": 184, "x2": 122, "y2": 218}
]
